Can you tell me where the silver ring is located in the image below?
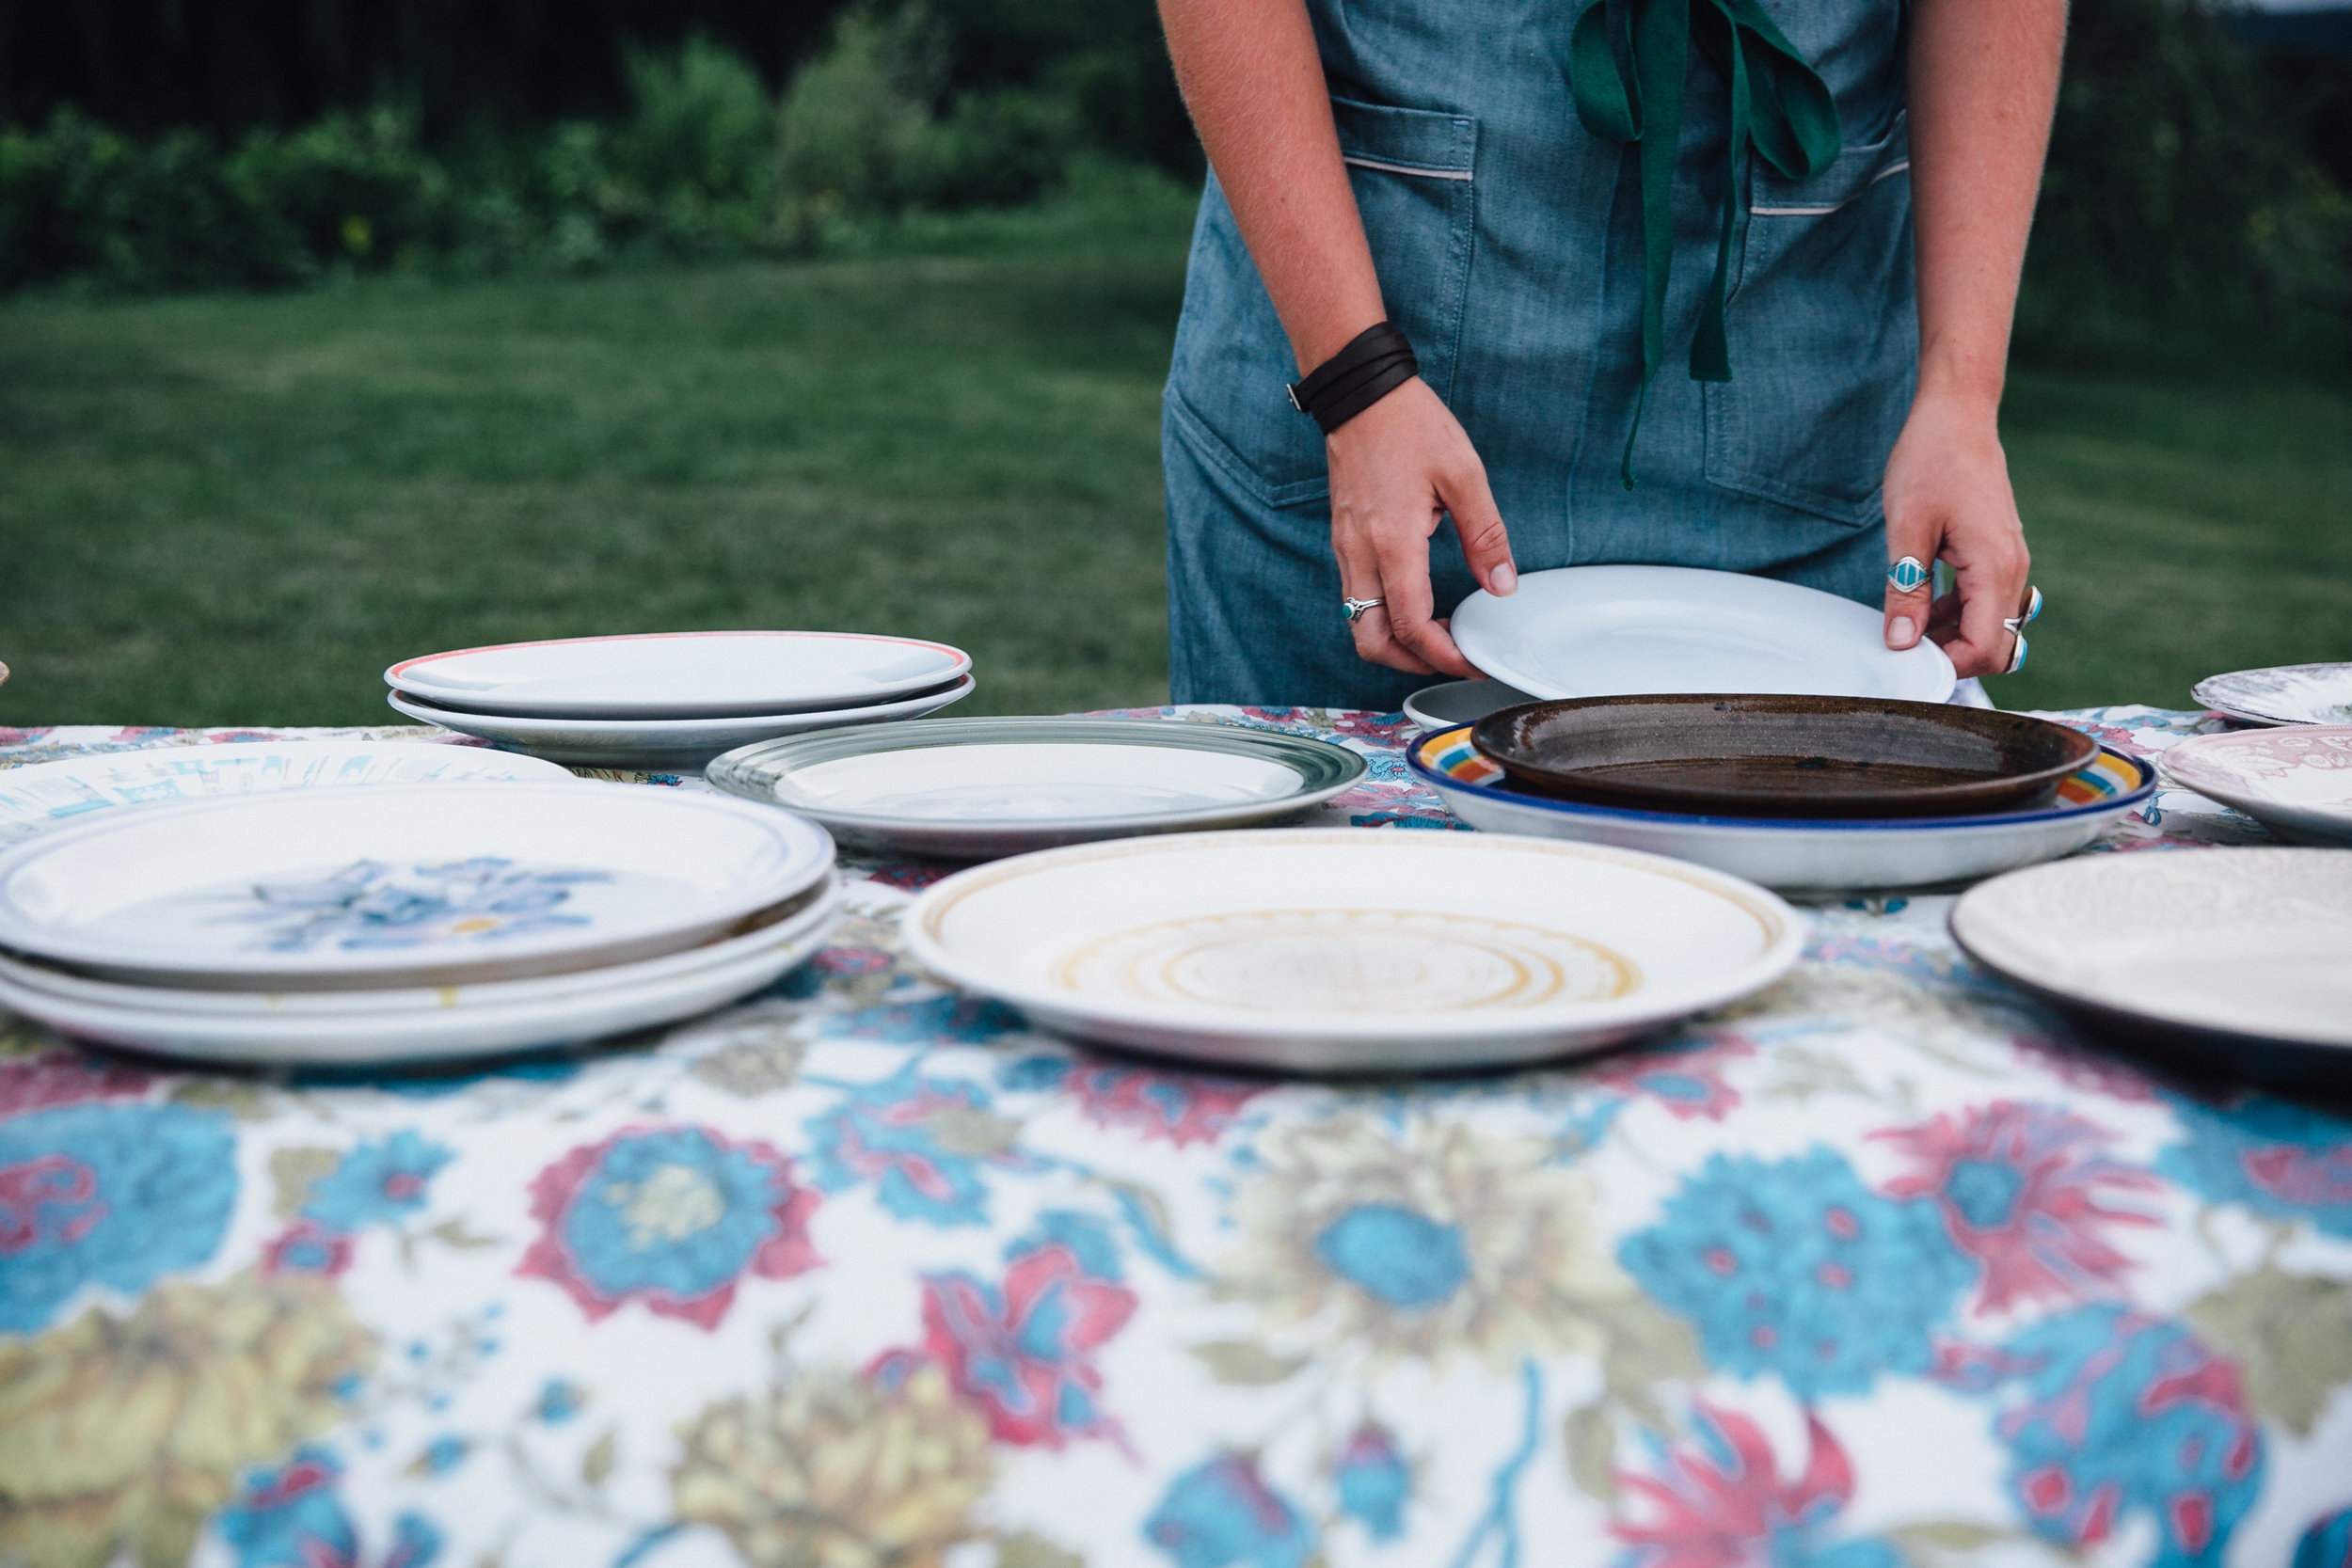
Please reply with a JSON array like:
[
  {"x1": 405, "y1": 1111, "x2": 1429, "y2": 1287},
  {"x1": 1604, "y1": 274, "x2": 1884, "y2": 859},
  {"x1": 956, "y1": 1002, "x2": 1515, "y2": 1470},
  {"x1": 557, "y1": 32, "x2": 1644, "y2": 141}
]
[
  {"x1": 1886, "y1": 556, "x2": 1931, "y2": 594},
  {"x1": 2005, "y1": 632, "x2": 2029, "y2": 674},
  {"x1": 1343, "y1": 596, "x2": 1385, "y2": 626}
]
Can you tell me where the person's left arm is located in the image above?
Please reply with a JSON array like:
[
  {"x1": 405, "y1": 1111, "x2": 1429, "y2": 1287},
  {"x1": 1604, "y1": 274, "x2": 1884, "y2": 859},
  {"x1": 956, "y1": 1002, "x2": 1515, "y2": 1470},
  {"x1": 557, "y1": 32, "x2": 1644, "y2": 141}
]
[{"x1": 1882, "y1": 0, "x2": 2068, "y2": 676}]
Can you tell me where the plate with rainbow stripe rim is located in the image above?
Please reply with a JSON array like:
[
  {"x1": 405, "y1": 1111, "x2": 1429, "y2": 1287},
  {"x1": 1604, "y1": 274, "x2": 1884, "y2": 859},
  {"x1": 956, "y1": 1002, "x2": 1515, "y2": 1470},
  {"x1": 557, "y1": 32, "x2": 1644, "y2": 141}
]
[
  {"x1": 1408, "y1": 726, "x2": 2153, "y2": 895},
  {"x1": 902, "y1": 828, "x2": 1804, "y2": 1073}
]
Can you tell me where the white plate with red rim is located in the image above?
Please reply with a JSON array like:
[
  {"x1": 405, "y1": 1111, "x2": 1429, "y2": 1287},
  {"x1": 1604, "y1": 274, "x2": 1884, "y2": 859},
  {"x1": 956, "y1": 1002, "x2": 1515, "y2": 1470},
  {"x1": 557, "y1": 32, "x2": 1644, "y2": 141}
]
[
  {"x1": 389, "y1": 675, "x2": 975, "y2": 769},
  {"x1": 0, "y1": 782, "x2": 835, "y2": 991},
  {"x1": 0, "y1": 879, "x2": 841, "y2": 1064},
  {"x1": 903, "y1": 829, "x2": 1804, "y2": 1073},
  {"x1": 0, "y1": 740, "x2": 574, "y2": 849},
  {"x1": 2157, "y1": 726, "x2": 2352, "y2": 847},
  {"x1": 387, "y1": 630, "x2": 973, "y2": 719},
  {"x1": 1452, "y1": 564, "x2": 1955, "y2": 705}
]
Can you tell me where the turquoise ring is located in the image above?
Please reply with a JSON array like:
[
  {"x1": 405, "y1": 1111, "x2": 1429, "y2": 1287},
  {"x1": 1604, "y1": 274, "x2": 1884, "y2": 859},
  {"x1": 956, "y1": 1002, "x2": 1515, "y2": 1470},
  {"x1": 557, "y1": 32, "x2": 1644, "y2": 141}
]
[
  {"x1": 2001, "y1": 585, "x2": 2042, "y2": 673},
  {"x1": 1886, "y1": 556, "x2": 1931, "y2": 594}
]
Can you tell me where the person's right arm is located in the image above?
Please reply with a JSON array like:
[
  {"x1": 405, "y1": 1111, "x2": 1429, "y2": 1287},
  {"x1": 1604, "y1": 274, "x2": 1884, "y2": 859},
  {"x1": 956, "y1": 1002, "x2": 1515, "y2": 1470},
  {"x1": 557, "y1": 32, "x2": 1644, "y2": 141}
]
[{"x1": 1159, "y1": 0, "x2": 1518, "y2": 677}]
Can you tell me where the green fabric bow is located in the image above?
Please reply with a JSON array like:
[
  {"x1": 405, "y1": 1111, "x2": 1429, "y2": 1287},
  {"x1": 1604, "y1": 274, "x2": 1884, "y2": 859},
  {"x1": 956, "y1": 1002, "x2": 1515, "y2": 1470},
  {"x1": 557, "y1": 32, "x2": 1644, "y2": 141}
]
[{"x1": 1569, "y1": 0, "x2": 1843, "y2": 486}]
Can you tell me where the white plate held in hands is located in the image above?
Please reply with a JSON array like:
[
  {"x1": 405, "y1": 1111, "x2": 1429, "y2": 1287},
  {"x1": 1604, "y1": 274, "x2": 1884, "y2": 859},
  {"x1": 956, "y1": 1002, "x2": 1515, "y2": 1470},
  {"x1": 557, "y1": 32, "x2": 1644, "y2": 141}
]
[
  {"x1": 904, "y1": 829, "x2": 1804, "y2": 1072},
  {"x1": 1452, "y1": 564, "x2": 1954, "y2": 704},
  {"x1": 0, "y1": 783, "x2": 834, "y2": 990},
  {"x1": 388, "y1": 630, "x2": 973, "y2": 719}
]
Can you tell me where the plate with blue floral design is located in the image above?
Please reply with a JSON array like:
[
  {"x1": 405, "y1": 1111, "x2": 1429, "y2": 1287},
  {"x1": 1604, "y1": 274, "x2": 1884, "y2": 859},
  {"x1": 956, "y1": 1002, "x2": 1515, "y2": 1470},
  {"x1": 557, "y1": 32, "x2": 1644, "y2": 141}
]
[{"x1": 0, "y1": 782, "x2": 834, "y2": 991}]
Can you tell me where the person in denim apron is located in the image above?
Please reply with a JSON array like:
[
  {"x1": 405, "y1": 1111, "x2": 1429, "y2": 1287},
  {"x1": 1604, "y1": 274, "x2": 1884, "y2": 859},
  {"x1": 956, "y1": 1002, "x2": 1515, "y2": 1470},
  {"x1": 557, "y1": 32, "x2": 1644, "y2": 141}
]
[{"x1": 1159, "y1": 0, "x2": 2061, "y2": 709}]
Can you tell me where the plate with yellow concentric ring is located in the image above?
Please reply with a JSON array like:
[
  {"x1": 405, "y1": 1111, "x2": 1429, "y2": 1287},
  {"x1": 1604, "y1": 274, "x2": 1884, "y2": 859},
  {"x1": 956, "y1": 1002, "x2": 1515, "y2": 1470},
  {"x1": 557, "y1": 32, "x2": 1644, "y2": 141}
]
[{"x1": 902, "y1": 829, "x2": 1803, "y2": 1073}]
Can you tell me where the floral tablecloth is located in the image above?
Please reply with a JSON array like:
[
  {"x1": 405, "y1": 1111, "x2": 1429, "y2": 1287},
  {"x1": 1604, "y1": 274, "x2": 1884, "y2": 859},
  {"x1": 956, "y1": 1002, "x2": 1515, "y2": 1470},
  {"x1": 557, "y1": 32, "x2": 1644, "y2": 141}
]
[{"x1": 1, "y1": 706, "x2": 2347, "y2": 1568}]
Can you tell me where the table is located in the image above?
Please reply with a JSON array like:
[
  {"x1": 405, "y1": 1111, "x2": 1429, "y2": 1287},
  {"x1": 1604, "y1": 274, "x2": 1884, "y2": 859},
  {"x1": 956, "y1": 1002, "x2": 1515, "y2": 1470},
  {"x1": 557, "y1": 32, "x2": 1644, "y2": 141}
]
[{"x1": 1, "y1": 705, "x2": 2347, "y2": 1568}]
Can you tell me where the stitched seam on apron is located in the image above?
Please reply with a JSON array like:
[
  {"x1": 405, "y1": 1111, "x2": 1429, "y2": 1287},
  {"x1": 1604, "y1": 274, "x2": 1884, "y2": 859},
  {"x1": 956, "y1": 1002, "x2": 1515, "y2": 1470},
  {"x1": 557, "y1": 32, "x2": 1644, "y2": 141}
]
[{"x1": 1749, "y1": 158, "x2": 1909, "y2": 216}]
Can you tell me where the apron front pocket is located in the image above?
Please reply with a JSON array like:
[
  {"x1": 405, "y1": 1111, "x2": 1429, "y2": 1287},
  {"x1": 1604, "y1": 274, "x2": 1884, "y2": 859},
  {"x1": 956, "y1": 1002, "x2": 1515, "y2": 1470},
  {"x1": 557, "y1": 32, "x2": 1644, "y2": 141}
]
[
  {"x1": 1702, "y1": 114, "x2": 1915, "y2": 529},
  {"x1": 1166, "y1": 97, "x2": 1480, "y2": 510}
]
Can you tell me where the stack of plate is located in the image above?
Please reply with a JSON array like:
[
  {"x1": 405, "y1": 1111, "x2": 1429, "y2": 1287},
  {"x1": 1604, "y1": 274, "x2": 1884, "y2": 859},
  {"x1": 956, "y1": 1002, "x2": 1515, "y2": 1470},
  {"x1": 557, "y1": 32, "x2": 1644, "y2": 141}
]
[
  {"x1": 386, "y1": 631, "x2": 977, "y2": 769},
  {"x1": 0, "y1": 782, "x2": 839, "y2": 1064},
  {"x1": 2193, "y1": 662, "x2": 2352, "y2": 727}
]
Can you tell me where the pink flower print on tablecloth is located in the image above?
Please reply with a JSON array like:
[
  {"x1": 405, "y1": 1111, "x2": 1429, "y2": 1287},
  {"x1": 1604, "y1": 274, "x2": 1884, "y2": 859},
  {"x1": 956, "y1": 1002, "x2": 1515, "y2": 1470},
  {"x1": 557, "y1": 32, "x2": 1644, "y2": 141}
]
[
  {"x1": 518, "y1": 1126, "x2": 820, "y2": 1329},
  {"x1": 1876, "y1": 1101, "x2": 2162, "y2": 1314},
  {"x1": 1611, "y1": 1404, "x2": 1900, "y2": 1568}
]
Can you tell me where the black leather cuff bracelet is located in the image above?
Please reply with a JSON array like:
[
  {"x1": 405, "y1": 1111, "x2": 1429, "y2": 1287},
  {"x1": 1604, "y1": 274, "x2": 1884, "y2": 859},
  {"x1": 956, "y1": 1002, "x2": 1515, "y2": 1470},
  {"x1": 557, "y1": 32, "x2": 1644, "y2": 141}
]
[{"x1": 1285, "y1": 320, "x2": 1420, "y2": 436}]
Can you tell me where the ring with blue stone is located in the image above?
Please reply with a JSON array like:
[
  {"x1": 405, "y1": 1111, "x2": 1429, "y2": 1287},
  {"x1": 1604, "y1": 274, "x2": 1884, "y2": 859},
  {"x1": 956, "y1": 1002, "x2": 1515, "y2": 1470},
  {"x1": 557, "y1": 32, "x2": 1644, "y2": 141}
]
[
  {"x1": 2005, "y1": 632, "x2": 2029, "y2": 674},
  {"x1": 1886, "y1": 555, "x2": 1931, "y2": 594}
]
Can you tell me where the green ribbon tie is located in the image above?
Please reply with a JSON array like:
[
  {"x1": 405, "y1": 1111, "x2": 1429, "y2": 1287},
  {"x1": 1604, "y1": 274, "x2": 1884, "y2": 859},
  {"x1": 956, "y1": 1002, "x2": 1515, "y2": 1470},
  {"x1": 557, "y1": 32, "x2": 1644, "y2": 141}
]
[{"x1": 1569, "y1": 0, "x2": 1843, "y2": 486}]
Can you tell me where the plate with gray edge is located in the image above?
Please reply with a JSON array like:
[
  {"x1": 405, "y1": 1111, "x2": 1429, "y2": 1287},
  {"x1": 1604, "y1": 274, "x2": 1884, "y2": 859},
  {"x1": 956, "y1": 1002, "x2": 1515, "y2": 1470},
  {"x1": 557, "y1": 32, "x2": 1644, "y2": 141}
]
[
  {"x1": 2192, "y1": 663, "x2": 2352, "y2": 727},
  {"x1": 707, "y1": 716, "x2": 1370, "y2": 860},
  {"x1": 1402, "y1": 679, "x2": 1538, "y2": 733}
]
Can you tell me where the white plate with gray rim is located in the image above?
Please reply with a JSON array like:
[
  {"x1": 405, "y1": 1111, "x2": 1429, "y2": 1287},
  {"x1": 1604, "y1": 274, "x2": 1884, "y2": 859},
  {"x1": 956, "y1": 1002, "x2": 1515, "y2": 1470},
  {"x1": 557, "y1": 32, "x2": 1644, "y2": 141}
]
[
  {"x1": 2192, "y1": 663, "x2": 2352, "y2": 727},
  {"x1": 708, "y1": 717, "x2": 1369, "y2": 860}
]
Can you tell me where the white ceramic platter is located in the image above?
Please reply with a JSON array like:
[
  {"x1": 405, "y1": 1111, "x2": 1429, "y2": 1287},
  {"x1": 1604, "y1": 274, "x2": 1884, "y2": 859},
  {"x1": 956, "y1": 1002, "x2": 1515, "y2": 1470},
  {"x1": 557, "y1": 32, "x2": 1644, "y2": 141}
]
[
  {"x1": 0, "y1": 782, "x2": 834, "y2": 990},
  {"x1": 1408, "y1": 727, "x2": 2154, "y2": 895},
  {"x1": 1452, "y1": 564, "x2": 1955, "y2": 704},
  {"x1": 388, "y1": 675, "x2": 975, "y2": 769},
  {"x1": 904, "y1": 829, "x2": 1804, "y2": 1072},
  {"x1": 2192, "y1": 663, "x2": 2352, "y2": 727},
  {"x1": 0, "y1": 880, "x2": 840, "y2": 1064},
  {"x1": 1950, "y1": 847, "x2": 2352, "y2": 1052},
  {"x1": 388, "y1": 630, "x2": 973, "y2": 719},
  {"x1": 708, "y1": 717, "x2": 1369, "y2": 859},
  {"x1": 0, "y1": 740, "x2": 574, "y2": 849},
  {"x1": 2157, "y1": 726, "x2": 2352, "y2": 847}
]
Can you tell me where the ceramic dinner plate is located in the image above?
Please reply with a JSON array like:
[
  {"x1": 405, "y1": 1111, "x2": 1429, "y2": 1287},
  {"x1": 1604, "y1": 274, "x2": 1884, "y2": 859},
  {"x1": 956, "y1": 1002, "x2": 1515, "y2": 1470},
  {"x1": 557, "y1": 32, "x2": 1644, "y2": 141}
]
[
  {"x1": 1950, "y1": 848, "x2": 2352, "y2": 1059},
  {"x1": 707, "y1": 717, "x2": 1369, "y2": 859},
  {"x1": 0, "y1": 740, "x2": 574, "y2": 848},
  {"x1": 388, "y1": 630, "x2": 973, "y2": 719},
  {"x1": 2192, "y1": 663, "x2": 2352, "y2": 727},
  {"x1": 1410, "y1": 726, "x2": 2153, "y2": 895},
  {"x1": 388, "y1": 675, "x2": 975, "y2": 768},
  {"x1": 0, "y1": 782, "x2": 835, "y2": 990},
  {"x1": 1452, "y1": 564, "x2": 1955, "y2": 705},
  {"x1": 0, "y1": 879, "x2": 841, "y2": 1065},
  {"x1": 2157, "y1": 726, "x2": 2352, "y2": 847},
  {"x1": 904, "y1": 829, "x2": 1804, "y2": 1072},
  {"x1": 1401, "y1": 679, "x2": 1538, "y2": 733}
]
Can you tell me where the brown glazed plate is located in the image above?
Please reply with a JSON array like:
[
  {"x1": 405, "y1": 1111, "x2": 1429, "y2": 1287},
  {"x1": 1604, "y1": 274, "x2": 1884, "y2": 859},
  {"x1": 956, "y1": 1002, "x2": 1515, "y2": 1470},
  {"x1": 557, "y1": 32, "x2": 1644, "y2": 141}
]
[{"x1": 1470, "y1": 694, "x2": 2101, "y2": 818}]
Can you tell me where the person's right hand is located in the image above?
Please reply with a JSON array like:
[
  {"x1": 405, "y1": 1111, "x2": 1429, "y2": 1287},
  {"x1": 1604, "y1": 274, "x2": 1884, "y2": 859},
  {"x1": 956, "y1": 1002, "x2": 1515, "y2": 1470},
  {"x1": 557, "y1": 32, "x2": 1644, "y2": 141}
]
[{"x1": 1325, "y1": 376, "x2": 1518, "y2": 677}]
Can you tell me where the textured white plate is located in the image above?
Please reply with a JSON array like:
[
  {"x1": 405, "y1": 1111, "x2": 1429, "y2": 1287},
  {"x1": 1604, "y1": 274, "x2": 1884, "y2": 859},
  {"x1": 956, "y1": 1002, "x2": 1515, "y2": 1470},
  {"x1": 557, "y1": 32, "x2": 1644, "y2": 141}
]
[
  {"x1": 1950, "y1": 847, "x2": 2352, "y2": 1050},
  {"x1": 388, "y1": 675, "x2": 975, "y2": 769},
  {"x1": 2158, "y1": 726, "x2": 2352, "y2": 847},
  {"x1": 0, "y1": 740, "x2": 573, "y2": 848},
  {"x1": 1452, "y1": 564, "x2": 1955, "y2": 704},
  {"x1": 904, "y1": 829, "x2": 1804, "y2": 1072},
  {"x1": 1409, "y1": 728, "x2": 2155, "y2": 895},
  {"x1": 0, "y1": 783, "x2": 834, "y2": 990},
  {"x1": 0, "y1": 881, "x2": 840, "y2": 1064},
  {"x1": 708, "y1": 718, "x2": 1368, "y2": 859},
  {"x1": 388, "y1": 630, "x2": 972, "y2": 718},
  {"x1": 2192, "y1": 663, "x2": 2352, "y2": 727}
]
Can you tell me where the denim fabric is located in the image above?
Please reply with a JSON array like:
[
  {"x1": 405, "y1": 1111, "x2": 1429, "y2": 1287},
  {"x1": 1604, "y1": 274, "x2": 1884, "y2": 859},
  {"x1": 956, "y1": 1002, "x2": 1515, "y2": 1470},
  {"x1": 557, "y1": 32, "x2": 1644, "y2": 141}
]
[{"x1": 1165, "y1": 0, "x2": 1917, "y2": 707}]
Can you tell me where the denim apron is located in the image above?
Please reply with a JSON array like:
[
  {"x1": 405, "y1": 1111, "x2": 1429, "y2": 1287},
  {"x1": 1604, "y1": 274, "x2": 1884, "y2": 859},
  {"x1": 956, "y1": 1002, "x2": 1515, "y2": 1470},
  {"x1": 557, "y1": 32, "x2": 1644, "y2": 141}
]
[{"x1": 1163, "y1": 0, "x2": 1917, "y2": 708}]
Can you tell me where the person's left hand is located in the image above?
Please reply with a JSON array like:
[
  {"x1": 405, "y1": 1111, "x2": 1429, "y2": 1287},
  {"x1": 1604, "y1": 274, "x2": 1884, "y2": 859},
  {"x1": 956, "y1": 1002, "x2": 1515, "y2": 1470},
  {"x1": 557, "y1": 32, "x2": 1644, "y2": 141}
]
[{"x1": 1879, "y1": 388, "x2": 2032, "y2": 679}]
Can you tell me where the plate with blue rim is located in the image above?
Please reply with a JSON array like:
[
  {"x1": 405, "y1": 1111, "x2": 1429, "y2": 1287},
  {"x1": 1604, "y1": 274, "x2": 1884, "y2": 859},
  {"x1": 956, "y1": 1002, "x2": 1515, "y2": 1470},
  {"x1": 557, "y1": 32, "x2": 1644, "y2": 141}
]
[{"x1": 1408, "y1": 725, "x2": 2153, "y2": 895}]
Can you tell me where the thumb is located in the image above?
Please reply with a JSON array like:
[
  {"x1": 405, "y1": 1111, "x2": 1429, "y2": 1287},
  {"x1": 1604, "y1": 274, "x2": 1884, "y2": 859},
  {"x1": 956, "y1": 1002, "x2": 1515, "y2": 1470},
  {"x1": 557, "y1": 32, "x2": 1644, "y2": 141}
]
[
  {"x1": 1440, "y1": 458, "x2": 1517, "y2": 598},
  {"x1": 1883, "y1": 508, "x2": 1937, "y2": 650}
]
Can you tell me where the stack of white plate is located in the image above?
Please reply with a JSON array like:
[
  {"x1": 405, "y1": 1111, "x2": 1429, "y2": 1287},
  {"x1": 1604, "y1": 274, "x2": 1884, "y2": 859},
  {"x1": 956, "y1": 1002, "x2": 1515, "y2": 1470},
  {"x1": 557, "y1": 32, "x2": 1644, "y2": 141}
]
[
  {"x1": 0, "y1": 783, "x2": 839, "y2": 1064},
  {"x1": 386, "y1": 631, "x2": 977, "y2": 769}
]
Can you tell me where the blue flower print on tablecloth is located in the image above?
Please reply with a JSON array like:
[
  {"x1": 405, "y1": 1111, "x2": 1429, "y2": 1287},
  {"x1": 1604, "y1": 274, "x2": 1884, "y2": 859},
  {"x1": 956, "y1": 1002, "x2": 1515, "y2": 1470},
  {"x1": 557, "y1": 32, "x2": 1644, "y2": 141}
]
[
  {"x1": 232, "y1": 856, "x2": 610, "y2": 955},
  {"x1": 1146, "y1": 1454, "x2": 1316, "y2": 1568},
  {"x1": 304, "y1": 1131, "x2": 454, "y2": 1230},
  {"x1": 2160, "y1": 1096, "x2": 2352, "y2": 1239},
  {"x1": 1591, "y1": 1037, "x2": 1755, "y2": 1122},
  {"x1": 878, "y1": 1239, "x2": 1138, "y2": 1448},
  {"x1": 1333, "y1": 1422, "x2": 1410, "y2": 1542},
  {"x1": 0, "y1": 1101, "x2": 236, "y2": 1334},
  {"x1": 1612, "y1": 1404, "x2": 1899, "y2": 1568},
  {"x1": 2297, "y1": 1505, "x2": 2352, "y2": 1568},
  {"x1": 1875, "y1": 1101, "x2": 2161, "y2": 1314},
  {"x1": 1986, "y1": 1306, "x2": 2263, "y2": 1566},
  {"x1": 1004, "y1": 1056, "x2": 1267, "y2": 1148},
  {"x1": 215, "y1": 1445, "x2": 442, "y2": 1568},
  {"x1": 805, "y1": 1065, "x2": 1022, "y2": 1227},
  {"x1": 1620, "y1": 1148, "x2": 1973, "y2": 1401},
  {"x1": 262, "y1": 1220, "x2": 357, "y2": 1279},
  {"x1": 517, "y1": 1125, "x2": 820, "y2": 1328}
]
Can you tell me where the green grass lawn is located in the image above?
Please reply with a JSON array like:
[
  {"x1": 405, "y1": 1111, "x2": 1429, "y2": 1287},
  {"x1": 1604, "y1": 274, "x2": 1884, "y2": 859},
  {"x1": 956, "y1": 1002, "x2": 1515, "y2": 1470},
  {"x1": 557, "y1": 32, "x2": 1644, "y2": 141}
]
[{"x1": 3, "y1": 186, "x2": 2346, "y2": 727}]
